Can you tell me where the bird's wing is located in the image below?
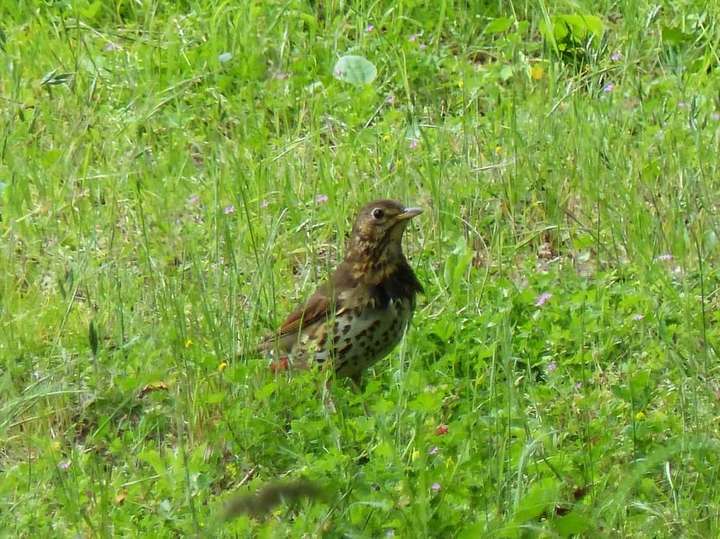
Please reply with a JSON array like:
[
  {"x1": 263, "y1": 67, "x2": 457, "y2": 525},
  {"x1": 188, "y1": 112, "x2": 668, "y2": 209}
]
[
  {"x1": 258, "y1": 263, "x2": 359, "y2": 354},
  {"x1": 257, "y1": 282, "x2": 342, "y2": 353},
  {"x1": 277, "y1": 288, "x2": 334, "y2": 337}
]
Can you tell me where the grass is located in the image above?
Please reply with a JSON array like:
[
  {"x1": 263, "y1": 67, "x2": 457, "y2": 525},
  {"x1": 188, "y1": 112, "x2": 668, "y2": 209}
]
[{"x1": 2, "y1": 0, "x2": 720, "y2": 536}]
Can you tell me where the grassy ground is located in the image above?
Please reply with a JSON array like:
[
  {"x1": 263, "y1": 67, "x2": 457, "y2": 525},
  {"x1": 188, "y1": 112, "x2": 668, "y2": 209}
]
[{"x1": 2, "y1": 0, "x2": 720, "y2": 536}]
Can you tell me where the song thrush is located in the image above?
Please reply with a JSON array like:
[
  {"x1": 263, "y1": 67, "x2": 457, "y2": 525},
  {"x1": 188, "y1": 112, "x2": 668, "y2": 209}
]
[{"x1": 260, "y1": 199, "x2": 423, "y2": 385}]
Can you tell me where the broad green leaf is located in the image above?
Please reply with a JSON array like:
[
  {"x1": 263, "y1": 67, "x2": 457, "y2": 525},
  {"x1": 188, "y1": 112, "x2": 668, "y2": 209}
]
[
  {"x1": 333, "y1": 55, "x2": 377, "y2": 86},
  {"x1": 256, "y1": 381, "x2": 277, "y2": 400},
  {"x1": 485, "y1": 17, "x2": 513, "y2": 34},
  {"x1": 80, "y1": 0, "x2": 103, "y2": 20},
  {"x1": 540, "y1": 14, "x2": 604, "y2": 46},
  {"x1": 409, "y1": 391, "x2": 442, "y2": 412},
  {"x1": 139, "y1": 449, "x2": 166, "y2": 476},
  {"x1": 553, "y1": 509, "x2": 592, "y2": 536},
  {"x1": 457, "y1": 523, "x2": 485, "y2": 539},
  {"x1": 499, "y1": 64, "x2": 514, "y2": 81},
  {"x1": 374, "y1": 440, "x2": 394, "y2": 460},
  {"x1": 558, "y1": 14, "x2": 603, "y2": 37},
  {"x1": 371, "y1": 397, "x2": 393, "y2": 415},
  {"x1": 513, "y1": 477, "x2": 561, "y2": 522},
  {"x1": 661, "y1": 25, "x2": 694, "y2": 45}
]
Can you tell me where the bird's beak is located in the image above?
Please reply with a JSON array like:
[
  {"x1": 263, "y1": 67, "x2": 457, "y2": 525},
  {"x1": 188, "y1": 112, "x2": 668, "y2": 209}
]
[{"x1": 396, "y1": 207, "x2": 423, "y2": 221}]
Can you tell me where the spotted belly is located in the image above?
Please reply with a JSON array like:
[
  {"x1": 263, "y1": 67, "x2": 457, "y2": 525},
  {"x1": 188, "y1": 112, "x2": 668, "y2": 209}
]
[{"x1": 291, "y1": 298, "x2": 414, "y2": 378}]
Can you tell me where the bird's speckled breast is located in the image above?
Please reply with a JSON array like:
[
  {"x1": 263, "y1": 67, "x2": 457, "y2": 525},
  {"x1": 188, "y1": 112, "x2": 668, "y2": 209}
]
[{"x1": 291, "y1": 297, "x2": 414, "y2": 378}]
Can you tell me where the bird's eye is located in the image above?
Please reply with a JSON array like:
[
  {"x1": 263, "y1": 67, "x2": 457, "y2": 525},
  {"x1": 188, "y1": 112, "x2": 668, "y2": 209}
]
[{"x1": 371, "y1": 208, "x2": 384, "y2": 220}]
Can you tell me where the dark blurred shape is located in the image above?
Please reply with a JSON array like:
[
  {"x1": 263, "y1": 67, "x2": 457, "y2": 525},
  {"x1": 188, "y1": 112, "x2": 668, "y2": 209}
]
[{"x1": 222, "y1": 479, "x2": 325, "y2": 520}]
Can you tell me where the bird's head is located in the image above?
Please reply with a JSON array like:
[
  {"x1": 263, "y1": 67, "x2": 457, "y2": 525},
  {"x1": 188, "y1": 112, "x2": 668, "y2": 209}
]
[{"x1": 345, "y1": 200, "x2": 422, "y2": 280}]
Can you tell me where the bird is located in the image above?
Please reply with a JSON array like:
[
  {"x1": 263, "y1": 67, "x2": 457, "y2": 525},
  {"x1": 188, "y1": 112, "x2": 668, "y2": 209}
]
[{"x1": 259, "y1": 199, "x2": 423, "y2": 386}]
